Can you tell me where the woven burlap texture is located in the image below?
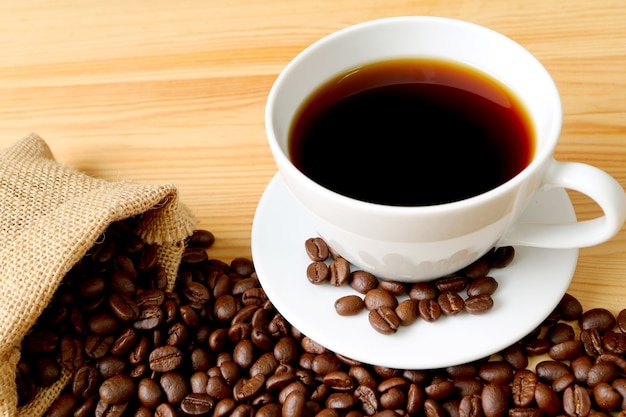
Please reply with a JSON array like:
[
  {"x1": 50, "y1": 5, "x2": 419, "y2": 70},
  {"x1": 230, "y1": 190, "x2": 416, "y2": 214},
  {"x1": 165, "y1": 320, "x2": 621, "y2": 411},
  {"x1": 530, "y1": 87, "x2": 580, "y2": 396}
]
[{"x1": 0, "y1": 133, "x2": 196, "y2": 417}]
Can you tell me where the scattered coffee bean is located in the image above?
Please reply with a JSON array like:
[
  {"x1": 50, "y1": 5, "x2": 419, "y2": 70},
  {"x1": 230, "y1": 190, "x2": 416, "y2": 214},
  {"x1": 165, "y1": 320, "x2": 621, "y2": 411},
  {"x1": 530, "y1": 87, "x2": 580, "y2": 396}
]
[
  {"x1": 18, "y1": 222, "x2": 626, "y2": 417},
  {"x1": 334, "y1": 295, "x2": 364, "y2": 316},
  {"x1": 305, "y1": 237, "x2": 330, "y2": 261}
]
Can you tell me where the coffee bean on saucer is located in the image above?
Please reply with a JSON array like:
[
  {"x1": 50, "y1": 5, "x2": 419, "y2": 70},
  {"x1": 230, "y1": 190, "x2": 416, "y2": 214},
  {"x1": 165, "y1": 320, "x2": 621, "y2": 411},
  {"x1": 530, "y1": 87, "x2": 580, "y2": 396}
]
[
  {"x1": 305, "y1": 237, "x2": 330, "y2": 261},
  {"x1": 334, "y1": 295, "x2": 364, "y2": 316}
]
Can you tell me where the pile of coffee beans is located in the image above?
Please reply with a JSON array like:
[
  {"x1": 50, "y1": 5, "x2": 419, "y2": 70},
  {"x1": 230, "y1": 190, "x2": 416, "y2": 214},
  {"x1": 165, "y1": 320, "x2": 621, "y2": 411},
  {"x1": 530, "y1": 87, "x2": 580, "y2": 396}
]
[
  {"x1": 16, "y1": 218, "x2": 626, "y2": 417},
  {"x1": 305, "y1": 237, "x2": 514, "y2": 335}
]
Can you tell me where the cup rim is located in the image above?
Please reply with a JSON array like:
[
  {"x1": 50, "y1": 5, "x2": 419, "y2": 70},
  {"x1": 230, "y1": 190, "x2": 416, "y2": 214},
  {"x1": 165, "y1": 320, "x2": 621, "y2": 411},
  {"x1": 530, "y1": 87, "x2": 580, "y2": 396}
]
[{"x1": 265, "y1": 15, "x2": 562, "y2": 215}]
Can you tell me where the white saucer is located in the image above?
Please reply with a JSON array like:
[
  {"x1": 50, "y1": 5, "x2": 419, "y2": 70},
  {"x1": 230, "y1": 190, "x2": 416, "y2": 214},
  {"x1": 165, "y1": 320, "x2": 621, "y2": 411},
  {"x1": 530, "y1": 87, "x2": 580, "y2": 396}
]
[{"x1": 251, "y1": 173, "x2": 578, "y2": 370}]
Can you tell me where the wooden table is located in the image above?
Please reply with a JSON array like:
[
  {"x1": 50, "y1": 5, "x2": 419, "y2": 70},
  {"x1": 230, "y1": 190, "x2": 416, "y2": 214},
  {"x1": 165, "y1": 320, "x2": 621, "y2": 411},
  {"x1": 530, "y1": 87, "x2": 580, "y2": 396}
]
[{"x1": 0, "y1": 0, "x2": 625, "y2": 318}]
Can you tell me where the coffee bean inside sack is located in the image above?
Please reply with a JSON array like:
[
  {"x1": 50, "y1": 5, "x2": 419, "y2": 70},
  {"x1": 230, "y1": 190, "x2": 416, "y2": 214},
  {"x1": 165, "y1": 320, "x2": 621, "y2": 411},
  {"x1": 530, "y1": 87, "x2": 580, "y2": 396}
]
[
  {"x1": 18, "y1": 221, "x2": 626, "y2": 417},
  {"x1": 305, "y1": 237, "x2": 513, "y2": 335}
]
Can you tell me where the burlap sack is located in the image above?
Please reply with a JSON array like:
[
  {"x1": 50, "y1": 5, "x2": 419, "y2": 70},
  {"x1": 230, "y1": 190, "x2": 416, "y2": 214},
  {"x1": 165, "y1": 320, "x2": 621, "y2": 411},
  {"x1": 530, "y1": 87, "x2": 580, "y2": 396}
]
[{"x1": 0, "y1": 133, "x2": 196, "y2": 417}]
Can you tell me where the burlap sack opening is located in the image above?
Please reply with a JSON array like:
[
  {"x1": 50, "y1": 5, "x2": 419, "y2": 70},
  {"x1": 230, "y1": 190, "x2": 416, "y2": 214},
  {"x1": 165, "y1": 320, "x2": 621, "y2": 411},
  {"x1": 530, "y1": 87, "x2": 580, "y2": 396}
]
[{"x1": 0, "y1": 133, "x2": 196, "y2": 417}]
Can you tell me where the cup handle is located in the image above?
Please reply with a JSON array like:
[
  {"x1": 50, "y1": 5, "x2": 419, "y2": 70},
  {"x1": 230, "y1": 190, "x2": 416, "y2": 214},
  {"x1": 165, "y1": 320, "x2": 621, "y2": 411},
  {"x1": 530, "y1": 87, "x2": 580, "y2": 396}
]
[{"x1": 500, "y1": 159, "x2": 626, "y2": 248}]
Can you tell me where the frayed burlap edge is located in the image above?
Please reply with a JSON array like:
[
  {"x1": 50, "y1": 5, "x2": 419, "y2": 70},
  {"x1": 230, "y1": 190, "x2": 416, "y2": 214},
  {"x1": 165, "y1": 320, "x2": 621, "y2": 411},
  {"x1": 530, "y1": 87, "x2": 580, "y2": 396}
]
[{"x1": 0, "y1": 133, "x2": 196, "y2": 417}]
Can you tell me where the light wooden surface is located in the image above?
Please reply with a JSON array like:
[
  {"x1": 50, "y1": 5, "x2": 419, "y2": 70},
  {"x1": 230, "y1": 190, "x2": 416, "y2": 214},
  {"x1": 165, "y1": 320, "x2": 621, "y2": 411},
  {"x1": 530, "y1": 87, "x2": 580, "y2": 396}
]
[{"x1": 0, "y1": 0, "x2": 625, "y2": 318}]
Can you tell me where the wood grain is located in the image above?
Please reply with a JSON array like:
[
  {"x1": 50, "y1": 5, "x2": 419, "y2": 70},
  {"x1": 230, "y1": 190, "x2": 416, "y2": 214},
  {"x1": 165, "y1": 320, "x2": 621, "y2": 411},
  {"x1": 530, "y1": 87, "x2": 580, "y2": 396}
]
[{"x1": 0, "y1": 0, "x2": 625, "y2": 319}]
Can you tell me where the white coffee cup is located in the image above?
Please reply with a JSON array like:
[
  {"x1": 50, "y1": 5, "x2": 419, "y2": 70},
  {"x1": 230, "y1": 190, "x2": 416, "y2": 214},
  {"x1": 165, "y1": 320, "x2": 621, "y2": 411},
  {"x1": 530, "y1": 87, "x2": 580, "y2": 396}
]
[{"x1": 265, "y1": 16, "x2": 626, "y2": 281}]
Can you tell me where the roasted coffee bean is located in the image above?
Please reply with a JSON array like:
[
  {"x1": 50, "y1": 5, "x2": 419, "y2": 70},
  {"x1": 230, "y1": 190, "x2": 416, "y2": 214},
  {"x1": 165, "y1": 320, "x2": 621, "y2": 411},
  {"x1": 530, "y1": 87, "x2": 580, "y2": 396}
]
[
  {"x1": 188, "y1": 229, "x2": 215, "y2": 248},
  {"x1": 617, "y1": 308, "x2": 626, "y2": 333},
  {"x1": 84, "y1": 334, "x2": 114, "y2": 359},
  {"x1": 355, "y1": 384, "x2": 379, "y2": 415},
  {"x1": 305, "y1": 237, "x2": 330, "y2": 261},
  {"x1": 536, "y1": 360, "x2": 573, "y2": 383},
  {"x1": 159, "y1": 372, "x2": 189, "y2": 404},
  {"x1": 322, "y1": 371, "x2": 354, "y2": 391},
  {"x1": 233, "y1": 374, "x2": 266, "y2": 401},
  {"x1": 307, "y1": 261, "x2": 330, "y2": 284},
  {"x1": 558, "y1": 293, "x2": 584, "y2": 321},
  {"x1": 326, "y1": 392, "x2": 357, "y2": 410},
  {"x1": 490, "y1": 246, "x2": 515, "y2": 268},
  {"x1": 183, "y1": 281, "x2": 211, "y2": 306},
  {"x1": 214, "y1": 293, "x2": 238, "y2": 322},
  {"x1": 182, "y1": 246, "x2": 210, "y2": 264},
  {"x1": 579, "y1": 308, "x2": 616, "y2": 333},
  {"x1": 425, "y1": 379, "x2": 455, "y2": 400},
  {"x1": 546, "y1": 322, "x2": 576, "y2": 344},
  {"x1": 396, "y1": 299, "x2": 419, "y2": 326},
  {"x1": 250, "y1": 352, "x2": 279, "y2": 377},
  {"x1": 364, "y1": 288, "x2": 398, "y2": 310},
  {"x1": 465, "y1": 294, "x2": 494, "y2": 314},
  {"x1": 611, "y1": 379, "x2": 626, "y2": 409},
  {"x1": 602, "y1": 330, "x2": 626, "y2": 354},
  {"x1": 154, "y1": 403, "x2": 178, "y2": 417},
  {"x1": 95, "y1": 399, "x2": 128, "y2": 417},
  {"x1": 592, "y1": 382, "x2": 621, "y2": 410},
  {"x1": 349, "y1": 270, "x2": 379, "y2": 294},
  {"x1": 135, "y1": 289, "x2": 166, "y2": 308},
  {"x1": 464, "y1": 258, "x2": 491, "y2": 279},
  {"x1": 511, "y1": 369, "x2": 537, "y2": 408},
  {"x1": 137, "y1": 244, "x2": 158, "y2": 271},
  {"x1": 73, "y1": 395, "x2": 98, "y2": 417},
  {"x1": 438, "y1": 291, "x2": 465, "y2": 315},
  {"x1": 369, "y1": 307, "x2": 401, "y2": 335},
  {"x1": 447, "y1": 363, "x2": 479, "y2": 379},
  {"x1": 508, "y1": 408, "x2": 542, "y2": 417},
  {"x1": 500, "y1": 344, "x2": 528, "y2": 370},
  {"x1": 99, "y1": 374, "x2": 135, "y2": 404},
  {"x1": 241, "y1": 287, "x2": 268, "y2": 305},
  {"x1": 137, "y1": 377, "x2": 163, "y2": 408},
  {"x1": 149, "y1": 345, "x2": 183, "y2": 372},
  {"x1": 46, "y1": 393, "x2": 78, "y2": 417},
  {"x1": 312, "y1": 353, "x2": 342, "y2": 374},
  {"x1": 523, "y1": 338, "x2": 552, "y2": 356},
  {"x1": 109, "y1": 270, "x2": 136, "y2": 296},
  {"x1": 419, "y1": 298, "x2": 442, "y2": 322},
  {"x1": 37, "y1": 356, "x2": 61, "y2": 387},
  {"x1": 481, "y1": 383, "x2": 509, "y2": 417},
  {"x1": 60, "y1": 334, "x2": 84, "y2": 370},
  {"x1": 563, "y1": 384, "x2": 591, "y2": 417},
  {"x1": 549, "y1": 340, "x2": 583, "y2": 361},
  {"x1": 435, "y1": 275, "x2": 469, "y2": 292},
  {"x1": 409, "y1": 282, "x2": 438, "y2": 300},
  {"x1": 553, "y1": 373, "x2": 576, "y2": 393},
  {"x1": 134, "y1": 304, "x2": 164, "y2": 330},
  {"x1": 231, "y1": 276, "x2": 260, "y2": 296},
  {"x1": 459, "y1": 394, "x2": 482, "y2": 417},
  {"x1": 334, "y1": 295, "x2": 364, "y2": 316},
  {"x1": 587, "y1": 361, "x2": 619, "y2": 387},
  {"x1": 534, "y1": 381, "x2": 560, "y2": 415},
  {"x1": 596, "y1": 352, "x2": 626, "y2": 373},
  {"x1": 181, "y1": 393, "x2": 215, "y2": 415},
  {"x1": 78, "y1": 276, "x2": 107, "y2": 300},
  {"x1": 72, "y1": 365, "x2": 100, "y2": 399},
  {"x1": 425, "y1": 398, "x2": 447, "y2": 417},
  {"x1": 108, "y1": 293, "x2": 139, "y2": 322},
  {"x1": 87, "y1": 313, "x2": 121, "y2": 335},
  {"x1": 379, "y1": 279, "x2": 409, "y2": 295},
  {"x1": 466, "y1": 276, "x2": 498, "y2": 297},
  {"x1": 96, "y1": 355, "x2": 127, "y2": 379},
  {"x1": 329, "y1": 257, "x2": 350, "y2": 286},
  {"x1": 479, "y1": 361, "x2": 514, "y2": 385}
]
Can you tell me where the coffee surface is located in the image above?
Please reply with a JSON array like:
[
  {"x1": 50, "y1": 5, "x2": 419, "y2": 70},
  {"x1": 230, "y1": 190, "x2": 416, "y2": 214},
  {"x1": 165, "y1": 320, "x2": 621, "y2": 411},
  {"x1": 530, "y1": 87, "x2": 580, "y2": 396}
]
[{"x1": 289, "y1": 58, "x2": 535, "y2": 206}]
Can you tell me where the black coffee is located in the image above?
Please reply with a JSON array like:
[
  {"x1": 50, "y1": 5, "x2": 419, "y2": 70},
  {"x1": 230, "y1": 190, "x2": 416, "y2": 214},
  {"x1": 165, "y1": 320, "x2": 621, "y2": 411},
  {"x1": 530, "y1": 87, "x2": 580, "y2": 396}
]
[{"x1": 289, "y1": 58, "x2": 535, "y2": 206}]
